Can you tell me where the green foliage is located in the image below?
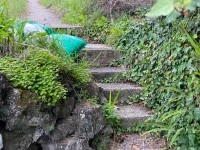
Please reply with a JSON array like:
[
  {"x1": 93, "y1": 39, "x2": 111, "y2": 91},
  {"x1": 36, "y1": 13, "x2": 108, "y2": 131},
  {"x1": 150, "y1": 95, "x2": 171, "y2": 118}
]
[
  {"x1": 146, "y1": 0, "x2": 175, "y2": 17},
  {"x1": 0, "y1": 2, "x2": 15, "y2": 48},
  {"x1": 103, "y1": 90, "x2": 121, "y2": 129},
  {"x1": 106, "y1": 15, "x2": 131, "y2": 45},
  {"x1": 39, "y1": 0, "x2": 53, "y2": 6},
  {"x1": 85, "y1": 8, "x2": 149, "y2": 44},
  {"x1": 62, "y1": 0, "x2": 92, "y2": 25},
  {"x1": 146, "y1": 0, "x2": 200, "y2": 22},
  {"x1": 0, "y1": 50, "x2": 66, "y2": 106},
  {"x1": 0, "y1": 0, "x2": 27, "y2": 17},
  {"x1": 40, "y1": 0, "x2": 92, "y2": 25},
  {"x1": 86, "y1": 15, "x2": 110, "y2": 43},
  {"x1": 115, "y1": 9, "x2": 200, "y2": 148},
  {"x1": 0, "y1": 49, "x2": 91, "y2": 106},
  {"x1": 0, "y1": 3, "x2": 30, "y2": 54}
]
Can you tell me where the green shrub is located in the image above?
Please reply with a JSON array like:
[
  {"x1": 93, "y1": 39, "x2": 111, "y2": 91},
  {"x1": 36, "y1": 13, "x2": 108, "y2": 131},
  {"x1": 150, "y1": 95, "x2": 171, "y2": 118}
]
[
  {"x1": 106, "y1": 15, "x2": 131, "y2": 45},
  {"x1": 0, "y1": 49, "x2": 91, "y2": 106},
  {"x1": 0, "y1": 50, "x2": 66, "y2": 106},
  {"x1": 85, "y1": 15, "x2": 110, "y2": 43}
]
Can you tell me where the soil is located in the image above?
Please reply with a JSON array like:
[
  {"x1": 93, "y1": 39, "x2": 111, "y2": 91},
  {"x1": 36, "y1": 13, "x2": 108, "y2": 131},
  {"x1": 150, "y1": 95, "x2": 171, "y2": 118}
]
[{"x1": 111, "y1": 133, "x2": 167, "y2": 150}]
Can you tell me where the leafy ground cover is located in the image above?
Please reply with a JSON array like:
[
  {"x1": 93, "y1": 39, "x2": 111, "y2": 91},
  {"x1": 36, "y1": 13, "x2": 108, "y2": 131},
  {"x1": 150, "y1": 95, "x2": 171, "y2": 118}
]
[{"x1": 121, "y1": 12, "x2": 200, "y2": 149}]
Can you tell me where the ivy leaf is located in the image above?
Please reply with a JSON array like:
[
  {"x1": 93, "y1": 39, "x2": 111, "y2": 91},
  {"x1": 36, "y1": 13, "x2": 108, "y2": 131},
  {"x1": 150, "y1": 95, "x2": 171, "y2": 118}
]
[
  {"x1": 194, "y1": 107, "x2": 200, "y2": 120},
  {"x1": 198, "y1": 1, "x2": 200, "y2": 7},
  {"x1": 165, "y1": 10, "x2": 181, "y2": 23},
  {"x1": 145, "y1": 0, "x2": 174, "y2": 17},
  {"x1": 187, "y1": 0, "x2": 200, "y2": 10}
]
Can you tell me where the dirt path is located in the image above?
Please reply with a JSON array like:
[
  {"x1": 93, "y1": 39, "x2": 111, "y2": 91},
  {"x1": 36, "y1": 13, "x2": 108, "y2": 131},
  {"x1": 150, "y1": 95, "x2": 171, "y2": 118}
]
[{"x1": 25, "y1": 0, "x2": 80, "y2": 28}]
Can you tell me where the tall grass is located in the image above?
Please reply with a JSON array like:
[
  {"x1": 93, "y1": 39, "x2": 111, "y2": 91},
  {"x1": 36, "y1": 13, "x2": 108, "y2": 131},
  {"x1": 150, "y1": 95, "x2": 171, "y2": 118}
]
[
  {"x1": 0, "y1": 0, "x2": 27, "y2": 17},
  {"x1": 39, "y1": 0, "x2": 54, "y2": 7},
  {"x1": 39, "y1": 0, "x2": 92, "y2": 25}
]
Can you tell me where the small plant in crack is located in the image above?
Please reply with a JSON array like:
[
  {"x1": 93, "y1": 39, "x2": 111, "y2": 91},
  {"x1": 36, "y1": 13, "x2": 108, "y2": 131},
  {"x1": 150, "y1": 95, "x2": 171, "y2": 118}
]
[{"x1": 103, "y1": 89, "x2": 121, "y2": 132}]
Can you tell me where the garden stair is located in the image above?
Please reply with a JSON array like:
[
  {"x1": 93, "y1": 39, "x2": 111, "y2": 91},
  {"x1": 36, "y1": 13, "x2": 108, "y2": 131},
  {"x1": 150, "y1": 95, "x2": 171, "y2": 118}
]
[
  {"x1": 90, "y1": 67, "x2": 125, "y2": 80},
  {"x1": 82, "y1": 44, "x2": 152, "y2": 127},
  {"x1": 81, "y1": 44, "x2": 121, "y2": 67}
]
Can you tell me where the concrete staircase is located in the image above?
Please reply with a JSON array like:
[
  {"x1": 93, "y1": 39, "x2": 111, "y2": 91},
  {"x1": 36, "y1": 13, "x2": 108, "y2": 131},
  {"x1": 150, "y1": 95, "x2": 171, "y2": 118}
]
[{"x1": 82, "y1": 44, "x2": 152, "y2": 127}]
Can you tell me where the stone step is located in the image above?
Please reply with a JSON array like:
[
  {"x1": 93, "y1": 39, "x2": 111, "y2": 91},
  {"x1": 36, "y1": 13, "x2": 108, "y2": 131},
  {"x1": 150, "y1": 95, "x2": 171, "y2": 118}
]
[
  {"x1": 51, "y1": 24, "x2": 82, "y2": 30},
  {"x1": 96, "y1": 83, "x2": 142, "y2": 103},
  {"x1": 115, "y1": 104, "x2": 153, "y2": 127},
  {"x1": 80, "y1": 44, "x2": 121, "y2": 67},
  {"x1": 52, "y1": 25, "x2": 83, "y2": 34},
  {"x1": 41, "y1": 136, "x2": 92, "y2": 150},
  {"x1": 90, "y1": 67, "x2": 126, "y2": 80}
]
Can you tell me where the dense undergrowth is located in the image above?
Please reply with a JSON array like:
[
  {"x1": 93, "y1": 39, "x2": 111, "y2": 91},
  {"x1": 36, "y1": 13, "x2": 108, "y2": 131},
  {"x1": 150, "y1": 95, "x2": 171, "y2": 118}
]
[
  {"x1": 39, "y1": 0, "x2": 200, "y2": 148},
  {"x1": 0, "y1": 3, "x2": 91, "y2": 106}
]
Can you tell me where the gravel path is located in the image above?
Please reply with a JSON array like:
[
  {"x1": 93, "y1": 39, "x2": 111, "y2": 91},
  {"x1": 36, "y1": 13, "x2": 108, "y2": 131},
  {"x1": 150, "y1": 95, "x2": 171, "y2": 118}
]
[{"x1": 25, "y1": 0, "x2": 81, "y2": 28}]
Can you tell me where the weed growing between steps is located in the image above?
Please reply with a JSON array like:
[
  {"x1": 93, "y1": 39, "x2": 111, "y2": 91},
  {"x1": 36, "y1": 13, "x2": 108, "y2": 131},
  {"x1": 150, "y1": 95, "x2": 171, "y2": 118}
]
[{"x1": 103, "y1": 90, "x2": 121, "y2": 133}]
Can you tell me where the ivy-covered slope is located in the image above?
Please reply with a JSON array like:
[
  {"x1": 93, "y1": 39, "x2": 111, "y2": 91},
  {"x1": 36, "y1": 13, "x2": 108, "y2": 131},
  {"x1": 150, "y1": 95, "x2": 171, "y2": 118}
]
[{"x1": 115, "y1": 10, "x2": 200, "y2": 149}]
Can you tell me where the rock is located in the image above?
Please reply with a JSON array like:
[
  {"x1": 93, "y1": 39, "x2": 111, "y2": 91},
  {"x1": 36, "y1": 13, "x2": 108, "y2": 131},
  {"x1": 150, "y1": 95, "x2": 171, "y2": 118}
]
[
  {"x1": 3, "y1": 89, "x2": 56, "y2": 131},
  {"x1": 38, "y1": 102, "x2": 105, "y2": 147},
  {"x1": 41, "y1": 117, "x2": 77, "y2": 142},
  {"x1": 0, "y1": 134, "x2": 3, "y2": 150},
  {"x1": 0, "y1": 73, "x2": 8, "y2": 90},
  {"x1": 73, "y1": 102, "x2": 105, "y2": 140},
  {"x1": 55, "y1": 117, "x2": 76, "y2": 139},
  {"x1": 0, "y1": 72, "x2": 9, "y2": 107},
  {"x1": 57, "y1": 96, "x2": 75, "y2": 119},
  {"x1": 90, "y1": 67, "x2": 126, "y2": 81},
  {"x1": 115, "y1": 104, "x2": 153, "y2": 127},
  {"x1": 84, "y1": 81, "x2": 107, "y2": 104},
  {"x1": 4, "y1": 131, "x2": 33, "y2": 150},
  {"x1": 39, "y1": 102, "x2": 105, "y2": 145},
  {"x1": 42, "y1": 136, "x2": 93, "y2": 150},
  {"x1": 96, "y1": 83, "x2": 143, "y2": 103},
  {"x1": 0, "y1": 88, "x2": 57, "y2": 150},
  {"x1": 89, "y1": 125, "x2": 113, "y2": 150},
  {"x1": 100, "y1": 125, "x2": 113, "y2": 135},
  {"x1": 0, "y1": 74, "x2": 106, "y2": 150}
]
